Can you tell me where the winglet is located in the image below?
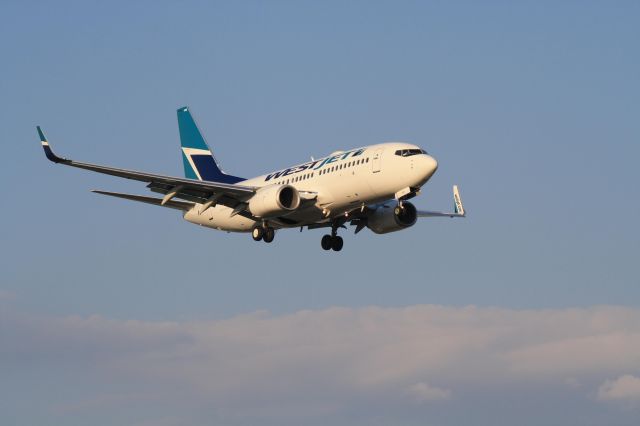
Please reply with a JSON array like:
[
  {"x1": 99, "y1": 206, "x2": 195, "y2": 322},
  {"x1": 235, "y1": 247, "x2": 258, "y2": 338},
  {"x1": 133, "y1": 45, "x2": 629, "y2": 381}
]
[
  {"x1": 37, "y1": 126, "x2": 65, "y2": 163},
  {"x1": 416, "y1": 185, "x2": 466, "y2": 218},
  {"x1": 453, "y1": 185, "x2": 465, "y2": 216}
]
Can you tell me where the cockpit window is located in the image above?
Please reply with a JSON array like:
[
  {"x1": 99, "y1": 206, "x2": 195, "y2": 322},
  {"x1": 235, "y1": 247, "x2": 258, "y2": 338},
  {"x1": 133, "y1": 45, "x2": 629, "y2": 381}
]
[{"x1": 395, "y1": 148, "x2": 427, "y2": 157}]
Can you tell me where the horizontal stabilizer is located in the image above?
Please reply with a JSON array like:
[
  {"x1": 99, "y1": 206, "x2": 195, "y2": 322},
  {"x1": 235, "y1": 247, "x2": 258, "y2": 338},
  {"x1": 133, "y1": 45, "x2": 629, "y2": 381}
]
[{"x1": 92, "y1": 190, "x2": 194, "y2": 211}]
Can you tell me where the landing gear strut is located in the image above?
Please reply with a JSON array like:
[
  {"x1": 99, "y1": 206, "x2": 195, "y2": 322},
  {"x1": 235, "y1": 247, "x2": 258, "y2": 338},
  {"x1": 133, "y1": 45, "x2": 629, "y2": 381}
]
[
  {"x1": 252, "y1": 224, "x2": 275, "y2": 243},
  {"x1": 394, "y1": 201, "x2": 404, "y2": 216},
  {"x1": 321, "y1": 223, "x2": 344, "y2": 252}
]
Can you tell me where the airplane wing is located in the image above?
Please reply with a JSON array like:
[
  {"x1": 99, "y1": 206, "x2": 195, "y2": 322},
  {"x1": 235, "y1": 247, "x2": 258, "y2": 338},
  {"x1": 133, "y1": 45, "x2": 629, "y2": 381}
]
[
  {"x1": 417, "y1": 185, "x2": 466, "y2": 218},
  {"x1": 38, "y1": 127, "x2": 256, "y2": 215},
  {"x1": 308, "y1": 185, "x2": 466, "y2": 235}
]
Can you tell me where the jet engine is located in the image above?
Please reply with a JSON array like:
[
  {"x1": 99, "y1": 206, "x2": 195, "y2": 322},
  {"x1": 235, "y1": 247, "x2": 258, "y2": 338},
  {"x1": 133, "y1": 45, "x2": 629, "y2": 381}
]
[
  {"x1": 367, "y1": 202, "x2": 417, "y2": 234},
  {"x1": 248, "y1": 184, "x2": 300, "y2": 218}
]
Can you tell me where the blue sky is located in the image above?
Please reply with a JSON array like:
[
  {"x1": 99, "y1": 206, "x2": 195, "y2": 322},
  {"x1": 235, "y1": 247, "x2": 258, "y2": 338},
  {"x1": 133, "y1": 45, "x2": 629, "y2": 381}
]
[{"x1": 1, "y1": 1, "x2": 639, "y2": 425}]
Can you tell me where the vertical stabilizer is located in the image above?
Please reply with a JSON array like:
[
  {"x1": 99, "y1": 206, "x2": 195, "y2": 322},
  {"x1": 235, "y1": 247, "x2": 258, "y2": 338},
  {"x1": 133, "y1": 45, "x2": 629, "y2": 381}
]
[{"x1": 177, "y1": 107, "x2": 244, "y2": 183}]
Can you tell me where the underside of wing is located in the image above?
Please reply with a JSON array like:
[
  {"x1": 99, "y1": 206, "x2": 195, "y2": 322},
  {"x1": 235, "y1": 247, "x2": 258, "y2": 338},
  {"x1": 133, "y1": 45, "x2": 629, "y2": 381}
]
[{"x1": 416, "y1": 210, "x2": 463, "y2": 218}]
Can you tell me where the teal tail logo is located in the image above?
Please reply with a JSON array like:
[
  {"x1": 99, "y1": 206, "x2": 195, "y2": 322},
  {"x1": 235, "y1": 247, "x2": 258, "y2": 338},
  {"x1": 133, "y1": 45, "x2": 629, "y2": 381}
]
[{"x1": 177, "y1": 107, "x2": 244, "y2": 184}]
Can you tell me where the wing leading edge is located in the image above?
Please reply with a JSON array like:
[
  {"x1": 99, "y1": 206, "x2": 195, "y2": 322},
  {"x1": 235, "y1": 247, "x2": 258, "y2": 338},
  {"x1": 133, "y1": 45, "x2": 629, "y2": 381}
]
[{"x1": 37, "y1": 126, "x2": 256, "y2": 213}]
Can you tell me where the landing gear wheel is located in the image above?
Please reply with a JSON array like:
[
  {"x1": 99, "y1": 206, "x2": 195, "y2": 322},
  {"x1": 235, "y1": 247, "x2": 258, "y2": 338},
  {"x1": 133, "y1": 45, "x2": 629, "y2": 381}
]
[
  {"x1": 252, "y1": 226, "x2": 264, "y2": 241},
  {"x1": 321, "y1": 234, "x2": 332, "y2": 250},
  {"x1": 263, "y1": 227, "x2": 275, "y2": 243},
  {"x1": 331, "y1": 236, "x2": 344, "y2": 251}
]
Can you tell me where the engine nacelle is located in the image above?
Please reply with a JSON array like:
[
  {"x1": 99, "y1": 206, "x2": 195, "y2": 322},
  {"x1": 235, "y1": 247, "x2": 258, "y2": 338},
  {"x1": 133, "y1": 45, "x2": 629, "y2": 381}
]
[
  {"x1": 367, "y1": 202, "x2": 417, "y2": 234},
  {"x1": 248, "y1": 184, "x2": 300, "y2": 218}
]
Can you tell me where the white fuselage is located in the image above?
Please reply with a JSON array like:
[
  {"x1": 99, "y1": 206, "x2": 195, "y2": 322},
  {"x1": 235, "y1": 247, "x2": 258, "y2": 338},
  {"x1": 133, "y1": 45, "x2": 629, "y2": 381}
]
[{"x1": 183, "y1": 142, "x2": 438, "y2": 232}]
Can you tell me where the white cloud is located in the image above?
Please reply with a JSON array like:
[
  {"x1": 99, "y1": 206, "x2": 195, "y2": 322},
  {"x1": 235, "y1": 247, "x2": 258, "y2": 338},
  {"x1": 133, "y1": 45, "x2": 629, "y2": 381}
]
[
  {"x1": 3, "y1": 305, "x2": 640, "y2": 423},
  {"x1": 406, "y1": 382, "x2": 451, "y2": 402},
  {"x1": 597, "y1": 375, "x2": 640, "y2": 402}
]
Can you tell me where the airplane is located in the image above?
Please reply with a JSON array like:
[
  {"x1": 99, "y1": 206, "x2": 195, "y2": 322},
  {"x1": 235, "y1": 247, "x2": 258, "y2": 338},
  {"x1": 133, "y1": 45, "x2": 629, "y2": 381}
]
[{"x1": 38, "y1": 106, "x2": 465, "y2": 251}]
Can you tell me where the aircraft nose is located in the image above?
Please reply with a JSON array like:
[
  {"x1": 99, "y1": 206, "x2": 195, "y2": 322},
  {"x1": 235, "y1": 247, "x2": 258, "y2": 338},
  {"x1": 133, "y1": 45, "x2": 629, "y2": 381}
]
[
  {"x1": 413, "y1": 154, "x2": 438, "y2": 185},
  {"x1": 425, "y1": 155, "x2": 438, "y2": 176}
]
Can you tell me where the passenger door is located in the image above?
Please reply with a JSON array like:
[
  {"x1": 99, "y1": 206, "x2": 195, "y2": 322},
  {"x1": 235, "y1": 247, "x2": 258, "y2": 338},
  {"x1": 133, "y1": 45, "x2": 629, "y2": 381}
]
[{"x1": 371, "y1": 149, "x2": 382, "y2": 173}]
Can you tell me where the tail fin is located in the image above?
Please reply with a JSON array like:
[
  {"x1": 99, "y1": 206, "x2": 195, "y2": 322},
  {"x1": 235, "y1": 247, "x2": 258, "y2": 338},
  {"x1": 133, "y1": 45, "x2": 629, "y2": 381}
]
[{"x1": 177, "y1": 107, "x2": 244, "y2": 183}]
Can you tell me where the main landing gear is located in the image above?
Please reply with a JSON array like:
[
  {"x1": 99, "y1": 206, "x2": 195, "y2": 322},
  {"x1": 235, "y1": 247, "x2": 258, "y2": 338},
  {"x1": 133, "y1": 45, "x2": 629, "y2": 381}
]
[
  {"x1": 252, "y1": 225, "x2": 275, "y2": 243},
  {"x1": 321, "y1": 223, "x2": 344, "y2": 252}
]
